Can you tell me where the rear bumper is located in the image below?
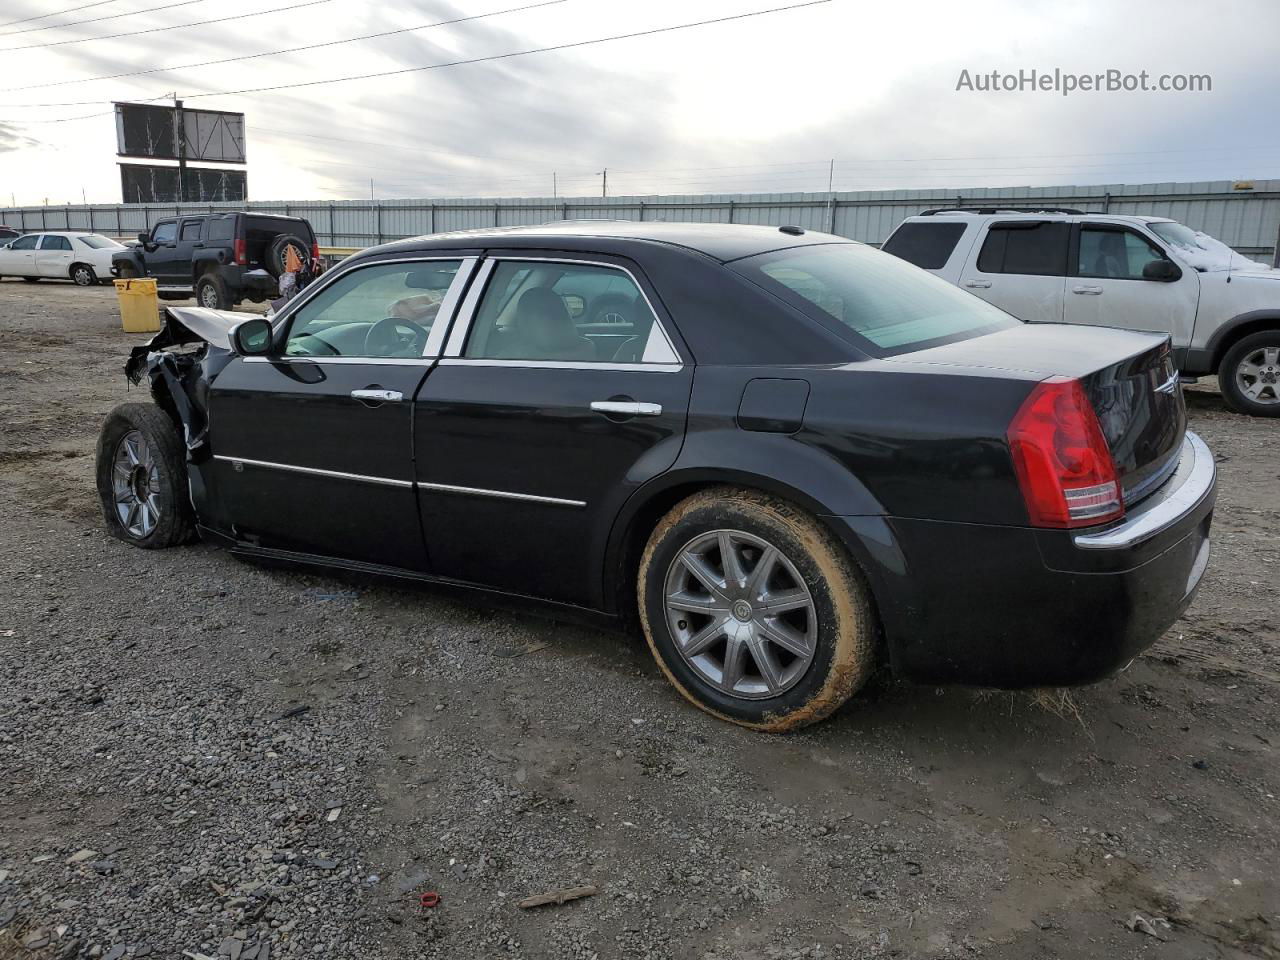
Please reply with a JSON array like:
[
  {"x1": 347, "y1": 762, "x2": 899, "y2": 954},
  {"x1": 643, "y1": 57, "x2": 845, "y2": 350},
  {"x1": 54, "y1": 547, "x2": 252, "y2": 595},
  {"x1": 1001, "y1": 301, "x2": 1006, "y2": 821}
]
[{"x1": 834, "y1": 431, "x2": 1216, "y2": 688}]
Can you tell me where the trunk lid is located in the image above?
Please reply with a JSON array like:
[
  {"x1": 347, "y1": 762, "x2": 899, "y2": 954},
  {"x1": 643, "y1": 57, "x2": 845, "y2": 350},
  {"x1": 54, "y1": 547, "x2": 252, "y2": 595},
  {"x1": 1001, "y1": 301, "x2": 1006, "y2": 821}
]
[{"x1": 888, "y1": 323, "x2": 1186, "y2": 506}]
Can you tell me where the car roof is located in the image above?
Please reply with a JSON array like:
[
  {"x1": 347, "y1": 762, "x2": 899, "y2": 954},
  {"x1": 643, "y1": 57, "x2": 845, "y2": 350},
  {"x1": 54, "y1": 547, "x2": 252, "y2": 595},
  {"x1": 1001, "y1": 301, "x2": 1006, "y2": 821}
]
[
  {"x1": 904, "y1": 211, "x2": 1167, "y2": 226},
  {"x1": 30, "y1": 230, "x2": 96, "y2": 236},
  {"x1": 360, "y1": 221, "x2": 852, "y2": 264}
]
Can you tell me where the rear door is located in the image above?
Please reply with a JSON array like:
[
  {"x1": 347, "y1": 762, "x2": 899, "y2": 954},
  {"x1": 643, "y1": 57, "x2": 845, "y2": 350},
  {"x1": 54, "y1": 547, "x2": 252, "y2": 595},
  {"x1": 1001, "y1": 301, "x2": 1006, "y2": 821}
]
[
  {"x1": 36, "y1": 234, "x2": 74, "y2": 278},
  {"x1": 172, "y1": 218, "x2": 205, "y2": 283},
  {"x1": 414, "y1": 254, "x2": 692, "y2": 607},
  {"x1": 959, "y1": 220, "x2": 1069, "y2": 323},
  {"x1": 1064, "y1": 222, "x2": 1200, "y2": 348},
  {"x1": 207, "y1": 255, "x2": 476, "y2": 568}
]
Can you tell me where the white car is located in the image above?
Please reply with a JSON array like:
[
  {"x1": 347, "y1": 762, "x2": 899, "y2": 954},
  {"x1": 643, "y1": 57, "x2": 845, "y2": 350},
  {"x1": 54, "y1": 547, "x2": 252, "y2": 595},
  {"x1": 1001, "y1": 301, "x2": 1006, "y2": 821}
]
[
  {"x1": 0, "y1": 230, "x2": 125, "y2": 287},
  {"x1": 881, "y1": 209, "x2": 1280, "y2": 416}
]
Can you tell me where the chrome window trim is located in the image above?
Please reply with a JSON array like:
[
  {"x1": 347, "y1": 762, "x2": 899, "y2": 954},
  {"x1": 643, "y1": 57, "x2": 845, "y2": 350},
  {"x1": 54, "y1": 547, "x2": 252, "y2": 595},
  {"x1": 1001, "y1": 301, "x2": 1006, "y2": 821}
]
[
  {"x1": 1073, "y1": 431, "x2": 1215, "y2": 550},
  {"x1": 436, "y1": 358, "x2": 682, "y2": 373},
  {"x1": 441, "y1": 255, "x2": 684, "y2": 367},
  {"x1": 242, "y1": 356, "x2": 436, "y2": 366},
  {"x1": 444, "y1": 258, "x2": 495, "y2": 357},
  {"x1": 213, "y1": 455, "x2": 412, "y2": 488},
  {"x1": 267, "y1": 255, "x2": 478, "y2": 357},
  {"x1": 418, "y1": 481, "x2": 585, "y2": 508}
]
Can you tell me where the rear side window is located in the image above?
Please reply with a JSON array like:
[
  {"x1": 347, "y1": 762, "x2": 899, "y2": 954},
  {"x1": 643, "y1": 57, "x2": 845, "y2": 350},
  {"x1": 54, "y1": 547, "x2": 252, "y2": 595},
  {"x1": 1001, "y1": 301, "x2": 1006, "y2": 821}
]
[
  {"x1": 976, "y1": 222, "x2": 1069, "y2": 276},
  {"x1": 41, "y1": 235, "x2": 72, "y2": 251},
  {"x1": 735, "y1": 244, "x2": 1019, "y2": 356},
  {"x1": 206, "y1": 218, "x2": 234, "y2": 241},
  {"x1": 881, "y1": 222, "x2": 967, "y2": 269},
  {"x1": 180, "y1": 220, "x2": 203, "y2": 241}
]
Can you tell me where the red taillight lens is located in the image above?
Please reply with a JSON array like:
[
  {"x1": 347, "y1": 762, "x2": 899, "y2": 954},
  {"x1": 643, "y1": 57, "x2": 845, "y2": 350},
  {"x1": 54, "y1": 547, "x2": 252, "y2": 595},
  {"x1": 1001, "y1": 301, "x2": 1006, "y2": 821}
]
[
  {"x1": 311, "y1": 240, "x2": 320, "y2": 260},
  {"x1": 1007, "y1": 377, "x2": 1123, "y2": 528},
  {"x1": 233, "y1": 237, "x2": 247, "y2": 266}
]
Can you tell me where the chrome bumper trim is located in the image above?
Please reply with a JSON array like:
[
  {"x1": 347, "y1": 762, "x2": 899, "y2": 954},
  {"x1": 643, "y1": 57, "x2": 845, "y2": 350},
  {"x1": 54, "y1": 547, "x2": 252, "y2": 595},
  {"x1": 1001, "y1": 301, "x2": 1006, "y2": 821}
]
[{"x1": 1073, "y1": 431, "x2": 1214, "y2": 551}]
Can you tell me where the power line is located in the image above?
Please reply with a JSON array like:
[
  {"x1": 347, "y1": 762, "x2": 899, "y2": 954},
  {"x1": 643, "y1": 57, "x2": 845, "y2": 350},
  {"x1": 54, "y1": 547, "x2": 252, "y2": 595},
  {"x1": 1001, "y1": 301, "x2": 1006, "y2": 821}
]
[
  {"x1": 0, "y1": 0, "x2": 332, "y2": 51},
  {"x1": 0, "y1": 0, "x2": 568, "y2": 96},
  {"x1": 0, "y1": 0, "x2": 210, "y2": 38},
  {"x1": 0, "y1": 0, "x2": 121, "y2": 29}
]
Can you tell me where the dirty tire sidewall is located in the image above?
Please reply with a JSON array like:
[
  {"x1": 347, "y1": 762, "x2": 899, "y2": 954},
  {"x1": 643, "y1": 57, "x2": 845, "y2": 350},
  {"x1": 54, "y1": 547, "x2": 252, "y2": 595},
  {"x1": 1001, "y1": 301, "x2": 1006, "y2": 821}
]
[
  {"x1": 196, "y1": 274, "x2": 231, "y2": 311},
  {"x1": 639, "y1": 487, "x2": 877, "y2": 732},
  {"x1": 1219, "y1": 330, "x2": 1280, "y2": 418},
  {"x1": 266, "y1": 234, "x2": 308, "y2": 279},
  {"x1": 95, "y1": 402, "x2": 198, "y2": 549},
  {"x1": 116, "y1": 263, "x2": 138, "y2": 279}
]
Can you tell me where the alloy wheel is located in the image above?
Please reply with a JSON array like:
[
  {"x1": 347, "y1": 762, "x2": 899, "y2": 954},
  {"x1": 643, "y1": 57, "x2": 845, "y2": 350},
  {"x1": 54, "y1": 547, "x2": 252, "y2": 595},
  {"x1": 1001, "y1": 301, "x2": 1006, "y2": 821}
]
[
  {"x1": 1236, "y1": 345, "x2": 1280, "y2": 405},
  {"x1": 199, "y1": 284, "x2": 219, "y2": 309},
  {"x1": 663, "y1": 529, "x2": 817, "y2": 699},
  {"x1": 111, "y1": 430, "x2": 161, "y2": 538}
]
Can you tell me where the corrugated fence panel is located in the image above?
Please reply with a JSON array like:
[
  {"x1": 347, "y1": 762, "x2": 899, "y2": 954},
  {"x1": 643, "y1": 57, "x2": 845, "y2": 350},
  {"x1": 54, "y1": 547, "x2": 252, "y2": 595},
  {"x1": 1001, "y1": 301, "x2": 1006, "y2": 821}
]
[{"x1": 3, "y1": 180, "x2": 1277, "y2": 259}]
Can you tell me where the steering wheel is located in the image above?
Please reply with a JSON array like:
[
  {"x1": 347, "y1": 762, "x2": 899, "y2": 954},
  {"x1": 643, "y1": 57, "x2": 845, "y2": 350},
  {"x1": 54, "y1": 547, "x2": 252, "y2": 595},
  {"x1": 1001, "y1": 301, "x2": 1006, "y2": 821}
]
[
  {"x1": 364, "y1": 317, "x2": 430, "y2": 357},
  {"x1": 286, "y1": 331, "x2": 341, "y2": 357}
]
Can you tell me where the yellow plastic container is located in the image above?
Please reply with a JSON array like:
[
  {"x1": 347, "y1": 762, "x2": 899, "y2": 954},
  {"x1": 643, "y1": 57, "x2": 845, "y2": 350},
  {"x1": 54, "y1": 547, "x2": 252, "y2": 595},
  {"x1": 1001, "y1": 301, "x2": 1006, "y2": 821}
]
[{"x1": 114, "y1": 278, "x2": 161, "y2": 333}]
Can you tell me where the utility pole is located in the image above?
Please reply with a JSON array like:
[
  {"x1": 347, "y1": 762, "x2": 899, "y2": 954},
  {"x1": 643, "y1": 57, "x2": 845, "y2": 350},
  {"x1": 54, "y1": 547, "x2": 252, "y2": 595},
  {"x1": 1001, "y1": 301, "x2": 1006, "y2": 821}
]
[
  {"x1": 600, "y1": 168, "x2": 608, "y2": 199},
  {"x1": 370, "y1": 178, "x2": 375, "y2": 201},
  {"x1": 173, "y1": 96, "x2": 187, "y2": 204},
  {"x1": 553, "y1": 171, "x2": 557, "y2": 199},
  {"x1": 825, "y1": 158, "x2": 835, "y2": 232}
]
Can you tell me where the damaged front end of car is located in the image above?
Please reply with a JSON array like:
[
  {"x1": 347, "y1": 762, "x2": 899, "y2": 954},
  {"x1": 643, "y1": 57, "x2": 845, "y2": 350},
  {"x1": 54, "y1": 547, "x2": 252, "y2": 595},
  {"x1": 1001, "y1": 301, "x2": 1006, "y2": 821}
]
[{"x1": 125, "y1": 306, "x2": 246, "y2": 524}]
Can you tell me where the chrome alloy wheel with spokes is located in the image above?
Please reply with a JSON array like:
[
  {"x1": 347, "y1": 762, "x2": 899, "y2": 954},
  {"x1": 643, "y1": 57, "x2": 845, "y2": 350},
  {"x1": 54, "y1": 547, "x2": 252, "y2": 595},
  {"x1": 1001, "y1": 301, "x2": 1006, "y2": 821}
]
[
  {"x1": 1235, "y1": 344, "x2": 1280, "y2": 406},
  {"x1": 111, "y1": 429, "x2": 161, "y2": 539},
  {"x1": 664, "y1": 529, "x2": 817, "y2": 699}
]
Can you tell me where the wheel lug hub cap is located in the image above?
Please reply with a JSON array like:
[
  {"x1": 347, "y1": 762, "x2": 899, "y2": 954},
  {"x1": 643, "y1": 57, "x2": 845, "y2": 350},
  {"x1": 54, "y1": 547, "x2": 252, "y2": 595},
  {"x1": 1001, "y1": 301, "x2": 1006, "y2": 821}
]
[{"x1": 731, "y1": 599, "x2": 753, "y2": 622}]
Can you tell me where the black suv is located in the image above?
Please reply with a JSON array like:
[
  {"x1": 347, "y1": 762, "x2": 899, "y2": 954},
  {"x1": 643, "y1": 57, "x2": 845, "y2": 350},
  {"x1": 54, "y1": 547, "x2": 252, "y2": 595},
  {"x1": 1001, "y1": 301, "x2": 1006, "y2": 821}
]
[{"x1": 111, "y1": 212, "x2": 316, "y2": 310}]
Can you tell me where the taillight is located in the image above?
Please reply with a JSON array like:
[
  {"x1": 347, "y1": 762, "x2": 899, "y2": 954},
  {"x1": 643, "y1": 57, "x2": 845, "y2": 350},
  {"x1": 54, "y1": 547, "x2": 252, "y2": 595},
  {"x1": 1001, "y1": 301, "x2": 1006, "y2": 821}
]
[
  {"x1": 1007, "y1": 377, "x2": 1123, "y2": 528},
  {"x1": 233, "y1": 237, "x2": 247, "y2": 266},
  {"x1": 311, "y1": 240, "x2": 320, "y2": 260}
]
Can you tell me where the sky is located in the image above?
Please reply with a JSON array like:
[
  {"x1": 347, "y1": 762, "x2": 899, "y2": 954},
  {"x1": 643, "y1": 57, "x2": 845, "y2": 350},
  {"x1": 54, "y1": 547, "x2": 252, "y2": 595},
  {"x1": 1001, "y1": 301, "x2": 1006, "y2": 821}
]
[{"x1": 1, "y1": 0, "x2": 1278, "y2": 205}]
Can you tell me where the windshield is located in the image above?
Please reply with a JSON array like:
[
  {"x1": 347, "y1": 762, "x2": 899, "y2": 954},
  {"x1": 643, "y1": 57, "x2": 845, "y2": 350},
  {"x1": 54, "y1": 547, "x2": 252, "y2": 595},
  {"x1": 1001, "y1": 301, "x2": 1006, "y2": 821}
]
[
  {"x1": 734, "y1": 243, "x2": 1019, "y2": 356},
  {"x1": 1149, "y1": 221, "x2": 1271, "y2": 273},
  {"x1": 76, "y1": 234, "x2": 123, "y2": 249}
]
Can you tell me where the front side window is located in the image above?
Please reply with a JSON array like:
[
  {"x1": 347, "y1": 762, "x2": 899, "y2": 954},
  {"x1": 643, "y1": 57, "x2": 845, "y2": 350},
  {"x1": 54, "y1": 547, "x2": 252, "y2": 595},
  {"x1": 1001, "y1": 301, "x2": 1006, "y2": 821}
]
[
  {"x1": 40, "y1": 235, "x2": 72, "y2": 251},
  {"x1": 284, "y1": 260, "x2": 462, "y2": 359},
  {"x1": 881, "y1": 222, "x2": 967, "y2": 269},
  {"x1": 180, "y1": 220, "x2": 203, "y2": 241},
  {"x1": 734, "y1": 243, "x2": 1019, "y2": 355},
  {"x1": 152, "y1": 222, "x2": 177, "y2": 245},
  {"x1": 464, "y1": 261, "x2": 668, "y2": 364},
  {"x1": 1078, "y1": 227, "x2": 1165, "y2": 280},
  {"x1": 10, "y1": 234, "x2": 39, "y2": 250},
  {"x1": 976, "y1": 222, "x2": 1069, "y2": 276}
]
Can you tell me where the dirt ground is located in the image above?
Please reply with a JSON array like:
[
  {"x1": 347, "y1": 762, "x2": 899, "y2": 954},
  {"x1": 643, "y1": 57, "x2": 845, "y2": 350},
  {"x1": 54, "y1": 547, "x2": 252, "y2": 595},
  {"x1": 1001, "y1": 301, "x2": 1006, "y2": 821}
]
[{"x1": 1, "y1": 279, "x2": 1277, "y2": 960}]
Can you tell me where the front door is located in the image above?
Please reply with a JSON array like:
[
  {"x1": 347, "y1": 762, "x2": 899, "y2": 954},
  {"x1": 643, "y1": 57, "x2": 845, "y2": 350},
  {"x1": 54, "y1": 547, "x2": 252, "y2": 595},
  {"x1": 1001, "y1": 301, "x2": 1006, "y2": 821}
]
[
  {"x1": 414, "y1": 255, "x2": 693, "y2": 607},
  {"x1": 2, "y1": 233, "x2": 39, "y2": 276},
  {"x1": 1064, "y1": 222, "x2": 1200, "y2": 348},
  {"x1": 206, "y1": 255, "x2": 476, "y2": 569},
  {"x1": 36, "y1": 234, "x2": 74, "y2": 278},
  {"x1": 961, "y1": 220, "x2": 1069, "y2": 324}
]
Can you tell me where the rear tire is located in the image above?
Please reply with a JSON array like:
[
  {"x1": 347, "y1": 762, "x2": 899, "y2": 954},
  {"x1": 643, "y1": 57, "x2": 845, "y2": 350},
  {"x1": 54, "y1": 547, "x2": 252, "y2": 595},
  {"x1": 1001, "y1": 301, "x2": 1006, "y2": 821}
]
[
  {"x1": 95, "y1": 403, "x2": 197, "y2": 549},
  {"x1": 116, "y1": 262, "x2": 139, "y2": 279},
  {"x1": 638, "y1": 487, "x2": 877, "y2": 731},
  {"x1": 71, "y1": 263, "x2": 97, "y2": 286},
  {"x1": 196, "y1": 273, "x2": 231, "y2": 310},
  {"x1": 1219, "y1": 330, "x2": 1280, "y2": 417}
]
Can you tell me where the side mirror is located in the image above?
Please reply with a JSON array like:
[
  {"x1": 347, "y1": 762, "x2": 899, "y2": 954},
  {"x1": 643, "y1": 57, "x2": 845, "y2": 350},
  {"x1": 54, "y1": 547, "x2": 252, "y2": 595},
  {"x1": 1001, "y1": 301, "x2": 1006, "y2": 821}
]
[
  {"x1": 231, "y1": 318, "x2": 273, "y2": 355},
  {"x1": 1143, "y1": 259, "x2": 1181, "y2": 282},
  {"x1": 137, "y1": 232, "x2": 151, "y2": 246}
]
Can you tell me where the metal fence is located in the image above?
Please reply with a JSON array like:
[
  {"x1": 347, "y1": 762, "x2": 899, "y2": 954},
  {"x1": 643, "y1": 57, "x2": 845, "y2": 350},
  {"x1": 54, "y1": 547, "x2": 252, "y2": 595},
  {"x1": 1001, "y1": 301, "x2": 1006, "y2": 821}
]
[{"x1": 4, "y1": 179, "x2": 1279, "y2": 260}]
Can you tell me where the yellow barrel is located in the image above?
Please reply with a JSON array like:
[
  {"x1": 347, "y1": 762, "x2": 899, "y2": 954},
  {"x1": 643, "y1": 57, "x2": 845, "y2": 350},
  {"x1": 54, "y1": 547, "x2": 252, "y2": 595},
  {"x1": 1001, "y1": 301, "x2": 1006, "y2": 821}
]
[{"x1": 114, "y1": 278, "x2": 161, "y2": 333}]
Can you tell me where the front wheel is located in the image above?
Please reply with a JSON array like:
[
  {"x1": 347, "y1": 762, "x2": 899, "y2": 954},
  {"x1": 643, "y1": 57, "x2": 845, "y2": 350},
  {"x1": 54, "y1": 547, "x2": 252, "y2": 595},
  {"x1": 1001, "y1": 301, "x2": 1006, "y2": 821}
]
[
  {"x1": 638, "y1": 487, "x2": 877, "y2": 731},
  {"x1": 71, "y1": 263, "x2": 97, "y2": 286},
  {"x1": 1219, "y1": 331, "x2": 1280, "y2": 417},
  {"x1": 95, "y1": 403, "x2": 197, "y2": 548}
]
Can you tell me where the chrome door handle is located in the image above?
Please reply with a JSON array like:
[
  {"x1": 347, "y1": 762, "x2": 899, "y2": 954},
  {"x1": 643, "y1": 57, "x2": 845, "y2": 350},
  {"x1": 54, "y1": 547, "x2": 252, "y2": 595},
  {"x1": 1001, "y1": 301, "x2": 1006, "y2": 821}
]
[
  {"x1": 1072, "y1": 284, "x2": 1103, "y2": 295},
  {"x1": 963, "y1": 279, "x2": 992, "y2": 289},
  {"x1": 591, "y1": 400, "x2": 662, "y2": 417},
  {"x1": 351, "y1": 389, "x2": 403, "y2": 402}
]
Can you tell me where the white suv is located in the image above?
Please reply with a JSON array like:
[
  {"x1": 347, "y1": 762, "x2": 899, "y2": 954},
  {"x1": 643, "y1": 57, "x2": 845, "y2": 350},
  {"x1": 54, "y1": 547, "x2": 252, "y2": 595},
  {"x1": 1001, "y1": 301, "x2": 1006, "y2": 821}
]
[{"x1": 881, "y1": 209, "x2": 1280, "y2": 416}]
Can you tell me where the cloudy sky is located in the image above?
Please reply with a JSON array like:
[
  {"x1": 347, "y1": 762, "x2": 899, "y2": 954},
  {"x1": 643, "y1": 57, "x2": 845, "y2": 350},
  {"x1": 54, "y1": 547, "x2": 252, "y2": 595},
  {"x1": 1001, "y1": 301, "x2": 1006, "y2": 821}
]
[{"x1": 1, "y1": 0, "x2": 1278, "y2": 204}]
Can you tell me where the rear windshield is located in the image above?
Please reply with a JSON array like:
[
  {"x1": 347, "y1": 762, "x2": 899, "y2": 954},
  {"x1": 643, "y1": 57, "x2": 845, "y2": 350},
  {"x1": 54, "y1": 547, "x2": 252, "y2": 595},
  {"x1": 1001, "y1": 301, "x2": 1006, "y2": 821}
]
[
  {"x1": 881, "y1": 221, "x2": 967, "y2": 269},
  {"x1": 733, "y1": 243, "x2": 1019, "y2": 356},
  {"x1": 76, "y1": 234, "x2": 121, "y2": 249}
]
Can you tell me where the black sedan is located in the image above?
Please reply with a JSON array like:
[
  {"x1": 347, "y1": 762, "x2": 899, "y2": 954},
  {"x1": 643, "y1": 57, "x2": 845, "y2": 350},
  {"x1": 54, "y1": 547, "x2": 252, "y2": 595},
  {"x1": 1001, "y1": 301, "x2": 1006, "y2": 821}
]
[{"x1": 96, "y1": 222, "x2": 1216, "y2": 730}]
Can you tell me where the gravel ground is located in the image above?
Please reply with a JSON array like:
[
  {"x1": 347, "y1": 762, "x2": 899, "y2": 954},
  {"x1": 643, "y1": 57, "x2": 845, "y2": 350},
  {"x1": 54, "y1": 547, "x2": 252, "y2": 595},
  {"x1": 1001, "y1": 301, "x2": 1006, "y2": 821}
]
[{"x1": 1, "y1": 280, "x2": 1277, "y2": 960}]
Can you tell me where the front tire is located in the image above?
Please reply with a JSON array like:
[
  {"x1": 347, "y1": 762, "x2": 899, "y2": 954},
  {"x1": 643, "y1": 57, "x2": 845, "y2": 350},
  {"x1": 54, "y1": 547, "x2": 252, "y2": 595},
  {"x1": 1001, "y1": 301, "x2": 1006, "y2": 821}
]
[
  {"x1": 196, "y1": 273, "x2": 231, "y2": 310},
  {"x1": 638, "y1": 487, "x2": 877, "y2": 731},
  {"x1": 71, "y1": 263, "x2": 97, "y2": 286},
  {"x1": 1219, "y1": 331, "x2": 1280, "y2": 417},
  {"x1": 95, "y1": 403, "x2": 196, "y2": 548}
]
